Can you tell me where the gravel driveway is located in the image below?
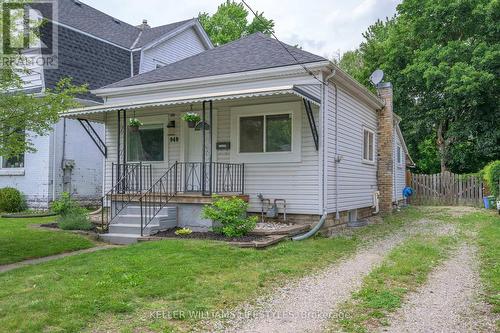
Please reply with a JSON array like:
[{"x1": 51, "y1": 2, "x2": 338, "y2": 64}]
[
  {"x1": 379, "y1": 244, "x2": 498, "y2": 333},
  {"x1": 209, "y1": 219, "x2": 453, "y2": 333}
]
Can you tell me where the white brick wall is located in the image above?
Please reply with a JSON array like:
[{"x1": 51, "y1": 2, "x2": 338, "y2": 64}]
[{"x1": 0, "y1": 132, "x2": 51, "y2": 208}]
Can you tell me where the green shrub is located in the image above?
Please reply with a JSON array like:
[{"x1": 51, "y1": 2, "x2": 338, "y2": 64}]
[
  {"x1": 175, "y1": 228, "x2": 193, "y2": 236},
  {"x1": 479, "y1": 161, "x2": 500, "y2": 198},
  {"x1": 58, "y1": 210, "x2": 93, "y2": 231},
  {"x1": 51, "y1": 192, "x2": 78, "y2": 216},
  {"x1": 0, "y1": 187, "x2": 26, "y2": 213},
  {"x1": 201, "y1": 196, "x2": 257, "y2": 237}
]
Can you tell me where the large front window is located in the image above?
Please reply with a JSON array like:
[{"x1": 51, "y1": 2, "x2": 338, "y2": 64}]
[
  {"x1": 127, "y1": 124, "x2": 164, "y2": 162},
  {"x1": 239, "y1": 114, "x2": 292, "y2": 153}
]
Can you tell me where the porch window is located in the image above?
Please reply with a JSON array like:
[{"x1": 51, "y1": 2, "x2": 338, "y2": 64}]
[
  {"x1": 363, "y1": 128, "x2": 375, "y2": 163},
  {"x1": 239, "y1": 114, "x2": 292, "y2": 153},
  {"x1": 127, "y1": 124, "x2": 164, "y2": 162},
  {"x1": 1, "y1": 154, "x2": 25, "y2": 168}
]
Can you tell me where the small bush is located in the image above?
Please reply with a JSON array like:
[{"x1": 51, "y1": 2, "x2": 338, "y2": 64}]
[
  {"x1": 51, "y1": 192, "x2": 78, "y2": 216},
  {"x1": 479, "y1": 161, "x2": 500, "y2": 198},
  {"x1": 175, "y1": 228, "x2": 193, "y2": 236},
  {"x1": 0, "y1": 187, "x2": 26, "y2": 213},
  {"x1": 58, "y1": 210, "x2": 93, "y2": 231},
  {"x1": 201, "y1": 196, "x2": 257, "y2": 237}
]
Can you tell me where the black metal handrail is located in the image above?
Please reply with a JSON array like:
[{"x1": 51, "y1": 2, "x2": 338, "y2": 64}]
[
  {"x1": 177, "y1": 162, "x2": 245, "y2": 195},
  {"x1": 100, "y1": 162, "x2": 152, "y2": 230},
  {"x1": 137, "y1": 161, "x2": 245, "y2": 236},
  {"x1": 139, "y1": 163, "x2": 178, "y2": 236}
]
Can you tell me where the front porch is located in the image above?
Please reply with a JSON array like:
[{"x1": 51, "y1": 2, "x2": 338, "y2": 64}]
[{"x1": 65, "y1": 86, "x2": 322, "y2": 243}]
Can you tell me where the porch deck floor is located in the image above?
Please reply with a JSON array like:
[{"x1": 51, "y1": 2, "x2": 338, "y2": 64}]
[{"x1": 110, "y1": 193, "x2": 249, "y2": 204}]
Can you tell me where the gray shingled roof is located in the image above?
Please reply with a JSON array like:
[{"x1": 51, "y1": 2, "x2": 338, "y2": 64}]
[
  {"x1": 102, "y1": 33, "x2": 327, "y2": 89},
  {"x1": 57, "y1": 0, "x2": 194, "y2": 49},
  {"x1": 134, "y1": 19, "x2": 195, "y2": 48}
]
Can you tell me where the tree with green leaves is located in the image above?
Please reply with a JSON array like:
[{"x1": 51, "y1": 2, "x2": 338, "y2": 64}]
[
  {"x1": 0, "y1": 0, "x2": 87, "y2": 158},
  {"x1": 198, "y1": 1, "x2": 275, "y2": 46},
  {"x1": 338, "y1": 0, "x2": 499, "y2": 174}
]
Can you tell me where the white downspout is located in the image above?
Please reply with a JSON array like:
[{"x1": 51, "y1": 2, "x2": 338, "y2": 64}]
[
  {"x1": 322, "y1": 71, "x2": 337, "y2": 215},
  {"x1": 51, "y1": 124, "x2": 57, "y2": 202},
  {"x1": 325, "y1": 70, "x2": 339, "y2": 220}
]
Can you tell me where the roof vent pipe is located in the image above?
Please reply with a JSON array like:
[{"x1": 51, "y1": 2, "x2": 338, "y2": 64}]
[{"x1": 138, "y1": 19, "x2": 150, "y2": 30}]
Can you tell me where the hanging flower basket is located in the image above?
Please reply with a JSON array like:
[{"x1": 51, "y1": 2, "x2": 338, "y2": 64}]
[
  {"x1": 128, "y1": 118, "x2": 143, "y2": 132},
  {"x1": 181, "y1": 112, "x2": 201, "y2": 128}
]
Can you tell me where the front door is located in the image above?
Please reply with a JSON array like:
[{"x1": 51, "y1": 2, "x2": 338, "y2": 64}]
[
  {"x1": 183, "y1": 110, "x2": 217, "y2": 192},
  {"x1": 186, "y1": 127, "x2": 203, "y2": 163}
]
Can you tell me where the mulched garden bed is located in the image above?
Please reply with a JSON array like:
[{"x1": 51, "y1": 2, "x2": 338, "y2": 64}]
[
  {"x1": 40, "y1": 222, "x2": 60, "y2": 229},
  {"x1": 2, "y1": 212, "x2": 57, "y2": 219},
  {"x1": 155, "y1": 229, "x2": 266, "y2": 243},
  {"x1": 39, "y1": 222, "x2": 97, "y2": 232}
]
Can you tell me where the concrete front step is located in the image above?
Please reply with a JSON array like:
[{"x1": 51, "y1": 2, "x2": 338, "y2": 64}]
[
  {"x1": 101, "y1": 206, "x2": 178, "y2": 245},
  {"x1": 121, "y1": 205, "x2": 177, "y2": 215},
  {"x1": 100, "y1": 233, "x2": 142, "y2": 245},
  {"x1": 108, "y1": 223, "x2": 159, "y2": 235},
  {"x1": 114, "y1": 214, "x2": 169, "y2": 224}
]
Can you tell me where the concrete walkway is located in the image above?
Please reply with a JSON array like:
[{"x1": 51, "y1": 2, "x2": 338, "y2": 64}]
[{"x1": 0, "y1": 245, "x2": 118, "y2": 274}]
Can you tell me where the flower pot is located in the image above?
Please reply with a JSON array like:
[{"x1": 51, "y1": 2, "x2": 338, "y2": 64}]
[
  {"x1": 187, "y1": 120, "x2": 197, "y2": 128},
  {"x1": 129, "y1": 125, "x2": 140, "y2": 133}
]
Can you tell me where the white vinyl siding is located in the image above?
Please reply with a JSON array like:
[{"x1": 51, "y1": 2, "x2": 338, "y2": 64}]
[
  {"x1": 220, "y1": 101, "x2": 320, "y2": 214},
  {"x1": 140, "y1": 28, "x2": 206, "y2": 73},
  {"x1": 326, "y1": 85, "x2": 378, "y2": 213},
  {"x1": 17, "y1": 51, "x2": 44, "y2": 91},
  {"x1": 362, "y1": 128, "x2": 375, "y2": 163},
  {"x1": 393, "y1": 130, "x2": 406, "y2": 201}
]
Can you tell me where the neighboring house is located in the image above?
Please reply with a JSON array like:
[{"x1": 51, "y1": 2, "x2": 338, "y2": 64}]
[
  {"x1": 0, "y1": 0, "x2": 212, "y2": 208},
  {"x1": 64, "y1": 32, "x2": 413, "y2": 244}
]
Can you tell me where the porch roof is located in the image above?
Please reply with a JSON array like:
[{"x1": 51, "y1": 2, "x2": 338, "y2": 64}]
[{"x1": 62, "y1": 85, "x2": 321, "y2": 122}]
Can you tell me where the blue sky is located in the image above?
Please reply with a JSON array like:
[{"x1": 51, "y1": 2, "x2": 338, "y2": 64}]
[{"x1": 83, "y1": 0, "x2": 401, "y2": 59}]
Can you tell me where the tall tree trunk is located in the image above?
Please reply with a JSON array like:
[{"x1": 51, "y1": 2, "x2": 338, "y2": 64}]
[{"x1": 437, "y1": 121, "x2": 448, "y2": 173}]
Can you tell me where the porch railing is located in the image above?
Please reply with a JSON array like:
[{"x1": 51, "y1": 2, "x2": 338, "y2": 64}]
[
  {"x1": 100, "y1": 162, "x2": 152, "y2": 229},
  {"x1": 177, "y1": 162, "x2": 245, "y2": 195},
  {"x1": 138, "y1": 162, "x2": 245, "y2": 236},
  {"x1": 139, "y1": 163, "x2": 178, "y2": 236},
  {"x1": 100, "y1": 162, "x2": 245, "y2": 235}
]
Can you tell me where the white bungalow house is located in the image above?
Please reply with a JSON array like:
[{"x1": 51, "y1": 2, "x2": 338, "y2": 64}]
[{"x1": 63, "y1": 32, "x2": 411, "y2": 244}]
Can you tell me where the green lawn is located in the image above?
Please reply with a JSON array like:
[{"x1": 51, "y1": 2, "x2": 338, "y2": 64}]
[
  {"x1": 456, "y1": 211, "x2": 500, "y2": 315},
  {"x1": 335, "y1": 234, "x2": 456, "y2": 332},
  {"x1": 0, "y1": 208, "x2": 423, "y2": 333},
  {"x1": 0, "y1": 216, "x2": 95, "y2": 265}
]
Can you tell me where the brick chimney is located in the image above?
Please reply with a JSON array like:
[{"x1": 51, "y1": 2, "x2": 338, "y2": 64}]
[{"x1": 377, "y1": 82, "x2": 394, "y2": 213}]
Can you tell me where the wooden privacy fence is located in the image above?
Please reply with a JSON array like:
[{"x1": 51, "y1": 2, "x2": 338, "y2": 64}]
[{"x1": 408, "y1": 171, "x2": 484, "y2": 207}]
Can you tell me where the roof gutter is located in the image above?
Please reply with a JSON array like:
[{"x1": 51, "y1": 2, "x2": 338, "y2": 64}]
[
  {"x1": 92, "y1": 61, "x2": 331, "y2": 97},
  {"x1": 325, "y1": 62, "x2": 384, "y2": 109}
]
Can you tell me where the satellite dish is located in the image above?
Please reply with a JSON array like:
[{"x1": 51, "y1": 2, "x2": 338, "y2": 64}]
[{"x1": 370, "y1": 69, "x2": 384, "y2": 85}]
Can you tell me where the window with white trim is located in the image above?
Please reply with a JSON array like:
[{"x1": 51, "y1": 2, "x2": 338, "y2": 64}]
[
  {"x1": 397, "y1": 144, "x2": 402, "y2": 165},
  {"x1": 127, "y1": 124, "x2": 164, "y2": 162},
  {"x1": 239, "y1": 114, "x2": 292, "y2": 153},
  {"x1": 0, "y1": 154, "x2": 25, "y2": 169},
  {"x1": 1, "y1": 129, "x2": 26, "y2": 169},
  {"x1": 363, "y1": 128, "x2": 375, "y2": 163}
]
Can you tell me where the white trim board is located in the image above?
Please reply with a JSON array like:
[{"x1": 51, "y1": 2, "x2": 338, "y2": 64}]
[{"x1": 229, "y1": 101, "x2": 302, "y2": 164}]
